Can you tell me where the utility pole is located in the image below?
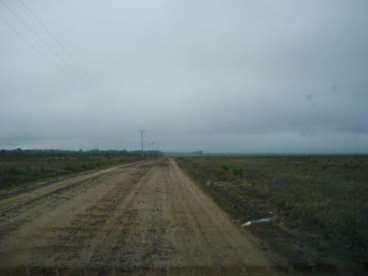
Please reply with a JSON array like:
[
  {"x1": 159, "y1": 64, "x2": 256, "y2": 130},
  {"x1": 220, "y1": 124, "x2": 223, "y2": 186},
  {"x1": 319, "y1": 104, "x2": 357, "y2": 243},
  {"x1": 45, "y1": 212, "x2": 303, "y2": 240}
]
[
  {"x1": 139, "y1": 130, "x2": 144, "y2": 157},
  {"x1": 151, "y1": 142, "x2": 155, "y2": 152}
]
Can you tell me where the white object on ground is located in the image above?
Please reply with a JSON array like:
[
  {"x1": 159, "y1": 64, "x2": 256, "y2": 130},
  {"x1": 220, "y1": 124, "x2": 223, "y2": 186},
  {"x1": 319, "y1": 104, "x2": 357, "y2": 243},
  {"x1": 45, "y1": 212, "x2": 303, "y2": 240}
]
[{"x1": 241, "y1": 217, "x2": 274, "y2": 228}]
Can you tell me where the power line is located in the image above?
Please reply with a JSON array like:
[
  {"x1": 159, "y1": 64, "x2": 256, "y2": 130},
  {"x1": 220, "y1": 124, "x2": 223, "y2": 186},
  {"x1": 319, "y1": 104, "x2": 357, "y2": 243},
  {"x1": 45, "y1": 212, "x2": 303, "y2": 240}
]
[
  {"x1": 139, "y1": 130, "x2": 145, "y2": 157},
  {"x1": 0, "y1": 0, "x2": 92, "y2": 89},
  {"x1": 151, "y1": 142, "x2": 155, "y2": 151},
  {"x1": 18, "y1": 0, "x2": 73, "y2": 57},
  {"x1": 0, "y1": 14, "x2": 82, "y2": 97},
  {"x1": 0, "y1": 1, "x2": 70, "y2": 71},
  {"x1": 0, "y1": 8, "x2": 74, "y2": 81},
  {"x1": 16, "y1": 0, "x2": 92, "y2": 83},
  {"x1": 0, "y1": 11, "x2": 44, "y2": 58}
]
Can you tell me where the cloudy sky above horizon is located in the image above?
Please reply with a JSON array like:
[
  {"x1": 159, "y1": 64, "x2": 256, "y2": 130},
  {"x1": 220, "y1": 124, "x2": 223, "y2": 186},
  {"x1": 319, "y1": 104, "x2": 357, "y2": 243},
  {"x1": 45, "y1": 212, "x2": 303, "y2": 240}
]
[{"x1": 1, "y1": 0, "x2": 368, "y2": 153}]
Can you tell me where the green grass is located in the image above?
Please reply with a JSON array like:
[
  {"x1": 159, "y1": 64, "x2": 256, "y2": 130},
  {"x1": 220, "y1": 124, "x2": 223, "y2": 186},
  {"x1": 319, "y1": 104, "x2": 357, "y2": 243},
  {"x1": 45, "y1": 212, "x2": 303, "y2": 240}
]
[
  {"x1": 0, "y1": 149, "x2": 159, "y2": 190},
  {"x1": 177, "y1": 155, "x2": 368, "y2": 269}
]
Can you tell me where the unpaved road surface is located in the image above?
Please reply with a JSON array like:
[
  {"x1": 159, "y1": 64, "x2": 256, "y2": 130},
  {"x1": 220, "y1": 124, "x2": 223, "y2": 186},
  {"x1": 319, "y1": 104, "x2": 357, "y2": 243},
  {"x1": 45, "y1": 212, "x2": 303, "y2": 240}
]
[{"x1": 0, "y1": 159, "x2": 282, "y2": 275}]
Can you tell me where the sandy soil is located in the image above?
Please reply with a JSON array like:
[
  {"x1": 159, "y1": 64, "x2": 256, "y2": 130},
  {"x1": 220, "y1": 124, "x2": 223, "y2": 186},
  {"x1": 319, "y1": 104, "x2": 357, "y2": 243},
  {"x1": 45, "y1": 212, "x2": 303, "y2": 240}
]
[{"x1": 0, "y1": 159, "x2": 283, "y2": 275}]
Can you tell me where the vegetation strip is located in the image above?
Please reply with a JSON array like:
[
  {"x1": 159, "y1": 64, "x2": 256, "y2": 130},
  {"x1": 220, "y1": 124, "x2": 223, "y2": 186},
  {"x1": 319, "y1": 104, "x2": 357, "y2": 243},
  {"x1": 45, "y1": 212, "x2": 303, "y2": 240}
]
[{"x1": 177, "y1": 155, "x2": 368, "y2": 275}]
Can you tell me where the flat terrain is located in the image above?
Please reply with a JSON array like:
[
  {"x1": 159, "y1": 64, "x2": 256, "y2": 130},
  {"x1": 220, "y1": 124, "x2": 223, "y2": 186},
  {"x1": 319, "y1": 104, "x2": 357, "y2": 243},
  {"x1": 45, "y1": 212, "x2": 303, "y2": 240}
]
[
  {"x1": 0, "y1": 150, "x2": 153, "y2": 190},
  {"x1": 177, "y1": 156, "x2": 368, "y2": 275},
  {"x1": 0, "y1": 159, "x2": 280, "y2": 275}
]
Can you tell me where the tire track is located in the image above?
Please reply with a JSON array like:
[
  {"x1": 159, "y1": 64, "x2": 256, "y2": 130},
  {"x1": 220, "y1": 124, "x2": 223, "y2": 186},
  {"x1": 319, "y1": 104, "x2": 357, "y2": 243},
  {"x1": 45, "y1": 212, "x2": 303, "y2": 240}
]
[
  {"x1": 0, "y1": 159, "x2": 284, "y2": 275},
  {"x1": 38, "y1": 168, "x2": 150, "y2": 268},
  {"x1": 0, "y1": 168, "x2": 132, "y2": 242},
  {"x1": 92, "y1": 164, "x2": 175, "y2": 272}
]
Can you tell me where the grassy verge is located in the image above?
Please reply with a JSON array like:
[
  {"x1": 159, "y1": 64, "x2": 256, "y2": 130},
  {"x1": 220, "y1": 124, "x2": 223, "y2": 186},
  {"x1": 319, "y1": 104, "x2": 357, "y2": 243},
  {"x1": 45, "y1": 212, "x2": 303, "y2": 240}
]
[
  {"x1": 0, "y1": 149, "x2": 159, "y2": 191},
  {"x1": 177, "y1": 155, "x2": 368, "y2": 275}
]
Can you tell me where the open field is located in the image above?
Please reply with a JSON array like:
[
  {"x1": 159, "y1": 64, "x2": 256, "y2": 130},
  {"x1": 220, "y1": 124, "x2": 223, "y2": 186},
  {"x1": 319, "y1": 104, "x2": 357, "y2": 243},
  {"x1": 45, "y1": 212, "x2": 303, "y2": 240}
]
[
  {"x1": 0, "y1": 158, "x2": 282, "y2": 275},
  {"x1": 0, "y1": 150, "x2": 160, "y2": 197},
  {"x1": 177, "y1": 155, "x2": 368, "y2": 275}
]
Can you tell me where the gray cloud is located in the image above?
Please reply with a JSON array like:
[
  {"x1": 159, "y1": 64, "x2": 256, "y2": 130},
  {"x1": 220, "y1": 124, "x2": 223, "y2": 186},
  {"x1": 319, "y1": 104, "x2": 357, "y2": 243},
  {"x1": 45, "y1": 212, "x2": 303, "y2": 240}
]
[{"x1": 1, "y1": 0, "x2": 368, "y2": 153}]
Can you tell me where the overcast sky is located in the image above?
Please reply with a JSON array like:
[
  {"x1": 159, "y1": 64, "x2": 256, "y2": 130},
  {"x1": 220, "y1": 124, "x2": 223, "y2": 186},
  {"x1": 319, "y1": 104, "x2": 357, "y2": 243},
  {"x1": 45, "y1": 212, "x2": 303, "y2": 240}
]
[{"x1": 1, "y1": 0, "x2": 367, "y2": 153}]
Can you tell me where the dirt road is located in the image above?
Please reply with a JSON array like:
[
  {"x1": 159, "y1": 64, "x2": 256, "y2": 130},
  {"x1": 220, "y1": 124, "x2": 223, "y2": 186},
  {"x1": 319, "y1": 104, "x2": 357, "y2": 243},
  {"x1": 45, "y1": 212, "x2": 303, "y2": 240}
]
[{"x1": 0, "y1": 159, "x2": 282, "y2": 275}]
